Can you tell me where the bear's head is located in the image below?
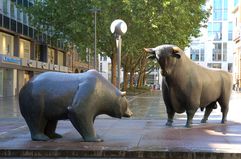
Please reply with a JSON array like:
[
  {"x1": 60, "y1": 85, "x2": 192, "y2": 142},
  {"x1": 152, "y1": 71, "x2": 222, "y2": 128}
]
[{"x1": 114, "y1": 91, "x2": 133, "y2": 118}]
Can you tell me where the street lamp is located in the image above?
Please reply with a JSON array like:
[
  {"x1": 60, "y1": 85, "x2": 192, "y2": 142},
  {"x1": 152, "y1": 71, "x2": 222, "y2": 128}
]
[
  {"x1": 110, "y1": 19, "x2": 127, "y2": 89},
  {"x1": 90, "y1": 8, "x2": 100, "y2": 70}
]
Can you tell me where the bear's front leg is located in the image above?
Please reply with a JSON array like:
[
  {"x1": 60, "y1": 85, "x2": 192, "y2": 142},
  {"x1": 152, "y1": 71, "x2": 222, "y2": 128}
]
[{"x1": 68, "y1": 108, "x2": 103, "y2": 142}]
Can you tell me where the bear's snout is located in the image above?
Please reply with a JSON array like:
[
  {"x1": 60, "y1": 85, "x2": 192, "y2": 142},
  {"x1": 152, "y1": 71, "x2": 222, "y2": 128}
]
[{"x1": 123, "y1": 108, "x2": 133, "y2": 117}]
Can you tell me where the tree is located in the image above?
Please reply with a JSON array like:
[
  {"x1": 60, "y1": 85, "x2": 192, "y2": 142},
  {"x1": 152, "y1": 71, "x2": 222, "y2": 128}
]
[{"x1": 23, "y1": 0, "x2": 209, "y2": 88}]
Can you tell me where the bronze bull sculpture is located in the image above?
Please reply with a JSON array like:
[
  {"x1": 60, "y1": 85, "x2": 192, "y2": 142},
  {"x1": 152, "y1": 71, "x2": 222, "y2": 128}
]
[
  {"x1": 145, "y1": 44, "x2": 232, "y2": 127},
  {"x1": 19, "y1": 70, "x2": 133, "y2": 142}
]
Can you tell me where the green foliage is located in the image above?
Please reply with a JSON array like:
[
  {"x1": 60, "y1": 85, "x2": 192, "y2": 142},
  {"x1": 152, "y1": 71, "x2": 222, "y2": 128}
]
[
  {"x1": 25, "y1": 0, "x2": 209, "y2": 55},
  {"x1": 24, "y1": 0, "x2": 209, "y2": 85}
]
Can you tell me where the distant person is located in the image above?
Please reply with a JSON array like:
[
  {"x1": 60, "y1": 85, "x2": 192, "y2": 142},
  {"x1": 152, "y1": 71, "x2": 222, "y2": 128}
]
[{"x1": 236, "y1": 79, "x2": 240, "y2": 92}]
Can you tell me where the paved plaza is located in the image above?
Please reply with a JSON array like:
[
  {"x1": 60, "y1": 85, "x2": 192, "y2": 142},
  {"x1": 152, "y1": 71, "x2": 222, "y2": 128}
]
[{"x1": 0, "y1": 91, "x2": 241, "y2": 158}]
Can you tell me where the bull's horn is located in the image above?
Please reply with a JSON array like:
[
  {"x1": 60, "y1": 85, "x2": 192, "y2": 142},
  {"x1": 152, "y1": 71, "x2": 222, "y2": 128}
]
[
  {"x1": 121, "y1": 91, "x2": 126, "y2": 96},
  {"x1": 144, "y1": 48, "x2": 156, "y2": 59},
  {"x1": 172, "y1": 46, "x2": 182, "y2": 53},
  {"x1": 144, "y1": 48, "x2": 154, "y2": 53}
]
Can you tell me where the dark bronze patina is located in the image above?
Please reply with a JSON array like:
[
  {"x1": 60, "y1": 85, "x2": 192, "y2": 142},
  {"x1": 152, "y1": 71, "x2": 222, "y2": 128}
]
[
  {"x1": 19, "y1": 70, "x2": 132, "y2": 142},
  {"x1": 145, "y1": 44, "x2": 232, "y2": 127}
]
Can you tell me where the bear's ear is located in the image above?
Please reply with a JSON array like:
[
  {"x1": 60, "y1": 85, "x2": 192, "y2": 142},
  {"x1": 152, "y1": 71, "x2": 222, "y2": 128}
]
[{"x1": 121, "y1": 91, "x2": 126, "y2": 97}]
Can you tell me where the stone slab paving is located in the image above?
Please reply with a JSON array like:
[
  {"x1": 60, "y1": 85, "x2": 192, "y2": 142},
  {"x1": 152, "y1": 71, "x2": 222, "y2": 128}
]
[
  {"x1": 0, "y1": 119, "x2": 241, "y2": 158},
  {"x1": 0, "y1": 91, "x2": 241, "y2": 158}
]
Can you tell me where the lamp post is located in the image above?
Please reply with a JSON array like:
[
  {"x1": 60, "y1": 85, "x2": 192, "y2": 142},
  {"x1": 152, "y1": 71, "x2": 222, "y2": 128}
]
[
  {"x1": 90, "y1": 8, "x2": 100, "y2": 70},
  {"x1": 110, "y1": 19, "x2": 127, "y2": 89}
]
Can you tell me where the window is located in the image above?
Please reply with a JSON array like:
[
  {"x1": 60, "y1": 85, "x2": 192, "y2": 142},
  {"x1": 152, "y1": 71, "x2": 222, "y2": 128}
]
[
  {"x1": 19, "y1": 38, "x2": 30, "y2": 58},
  {"x1": 100, "y1": 63, "x2": 103, "y2": 72},
  {"x1": 10, "y1": 1, "x2": 15, "y2": 18},
  {"x1": 190, "y1": 46, "x2": 205, "y2": 62},
  {"x1": 228, "y1": 63, "x2": 233, "y2": 72},
  {"x1": 223, "y1": 0, "x2": 228, "y2": 20},
  {"x1": 223, "y1": 42, "x2": 227, "y2": 61},
  {"x1": 0, "y1": 32, "x2": 14, "y2": 56},
  {"x1": 58, "y1": 51, "x2": 64, "y2": 65},
  {"x1": 213, "y1": 43, "x2": 222, "y2": 61},
  {"x1": 17, "y1": 8, "x2": 22, "y2": 22},
  {"x1": 35, "y1": 44, "x2": 40, "y2": 61},
  {"x1": 213, "y1": 0, "x2": 222, "y2": 20},
  {"x1": 200, "y1": 48, "x2": 205, "y2": 61},
  {"x1": 23, "y1": 12, "x2": 28, "y2": 24},
  {"x1": 47, "y1": 48, "x2": 55, "y2": 64},
  {"x1": 228, "y1": 22, "x2": 233, "y2": 41},
  {"x1": 213, "y1": 22, "x2": 222, "y2": 41},
  {"x1": 208, "y1": 63, "x2": 221, "y2": 69},
  {"x1": 0, "y1": 15, "x2": 2, "y2": 27},
  {"x1": 208, "y1": 22, "x2": 212, "y2": 39},
  {"x1": 3, "y1": 0, "x2": 8, "y2": 15},
  {"x1": 234, "y1": 0, "x2": 239, "y2": 7},
  {"x1": 190, "y1": 48, "x2": 199, "y2": 61},
  {"x1": 10, "y1": 19, "x2": 16, "y2": 32}
]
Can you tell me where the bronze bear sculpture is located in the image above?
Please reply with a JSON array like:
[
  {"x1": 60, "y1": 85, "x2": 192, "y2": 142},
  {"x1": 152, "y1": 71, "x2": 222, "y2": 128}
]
[
  {"x1": 19, "y1": 70, "x2": 133, "y2": 142},
  {"x1": 145, "y1": 44, "x2": 232, "y2": 127}
]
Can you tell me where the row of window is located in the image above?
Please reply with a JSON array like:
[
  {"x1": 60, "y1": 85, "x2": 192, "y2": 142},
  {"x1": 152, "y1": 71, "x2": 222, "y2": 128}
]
[
  {"x1": 213, "y1": 0, "x2": 228, "y2": 21},
  {"x1": 0, "y1": 14, "x2": 65, "y2": 50},
  {"x1": 1, "y1": 0, "x2": 33, "y2": 25},
  {"x1": 207, "y1": 63, "x2": 232, "y2": 72},
  {"x1": 0, "y1": 31, "x2": 65, "y2": 66},
  {"x1": 212, "y1": 42, "x2": 227, "y2": 61},
  {"x1": 190, "y1": 48, "x2": 205, "y2": 61},
  {"x1": 190, "y1": 42, "x2": 228, "y2": 62},
  {"x1": 0, "y1": 0, "x2": 65, "y2": 50},
  {"x1": 207, "y1": 22, "x2": 233, "y2": 41}
]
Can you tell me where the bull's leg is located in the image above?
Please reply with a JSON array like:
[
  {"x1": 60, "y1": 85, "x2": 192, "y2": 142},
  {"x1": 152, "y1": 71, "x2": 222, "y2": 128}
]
[
  {"x1": 44, "y1": 120, "x2": 62, "y2": 139},
  {"x1": 185, "y1": 108, "x2": 198, "y2": 128},
  {"x1": 68, "y1": 108, "x2": 102, "y2": 142},
  {"x1": 221, "y1": 105, "x2": 229, "y2": 124},
  {"x1": 166, "y1": 111, "x2": 175, "y2": 126},
  {"x1": 162, "y1": 79, "x2": 175, "y2": 127},
  {"x1": 221, "y1": 107, "x2": 228, "y2": 124},
  {"x1": 201, "y1": 102, "x2": 216, "y2": 123},
  {"x1": 218, "y1": 98, "x2": 229, "y2": 124}
]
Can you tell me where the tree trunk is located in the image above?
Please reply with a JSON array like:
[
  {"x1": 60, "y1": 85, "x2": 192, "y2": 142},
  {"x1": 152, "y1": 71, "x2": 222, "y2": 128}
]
[
  {"x1": 129, "y1": 68, "x2": 135, "y2": 89},
  {"x1": 137, "y1": 52, "x2": 148, "y2": 88},
  {"x1": 123, "y1": 66, "x2": 128, "y2": 91},
  {"x1": 111, "y1": 51, "x2": 117, "y2": 87},
  {"x1": 137, "y1": 71, "x2": 144, "y2": 88}
]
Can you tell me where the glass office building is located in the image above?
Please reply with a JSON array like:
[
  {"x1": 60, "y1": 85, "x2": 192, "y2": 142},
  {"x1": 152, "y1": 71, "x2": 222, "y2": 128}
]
[
  {"x1": 187, "y1": 0, "x2": 234, "y2": 72},
  {"x1": 0, "y1": 0, "x2": 68, "y2": 97}
]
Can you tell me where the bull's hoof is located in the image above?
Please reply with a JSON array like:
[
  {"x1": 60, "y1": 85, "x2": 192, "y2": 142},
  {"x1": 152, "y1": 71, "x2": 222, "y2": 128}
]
[
  {"x1": 201, "y1": 119, "x2": 207, "y2": 123},
  {"x1": 46, "y1": 133, "x2": 62, "y2": 139},
  {"x1": 221, "y1": 120, "x2": 227, "y2": 124},
  {"x1": 32, "y1": 133, "x2": 49, "y2": 141},
  {"x1": 185, "y1": 123, "x2": 192, "y2": 128},
  {"x1": 165, "y1": 121, "x2": 173, "y2": 127},
  {"x1": 84, "y1": 136, "x2": 103, "y2": 142}
]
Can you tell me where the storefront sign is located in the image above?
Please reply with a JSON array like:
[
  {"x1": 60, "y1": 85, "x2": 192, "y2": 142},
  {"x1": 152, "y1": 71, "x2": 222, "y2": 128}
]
[{"x1": 2, "y1": 56, "x2": 21, "y2": 65}]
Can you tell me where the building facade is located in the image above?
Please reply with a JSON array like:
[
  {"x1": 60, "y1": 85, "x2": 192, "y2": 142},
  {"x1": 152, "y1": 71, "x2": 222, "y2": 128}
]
[
  {"x1": 233, "y1": 0, "x2": 241, "y2": 90},
  {"x1": 98, "y1": 54, "x2": 112, "y2": 81},
  {"x1": 0, "y1": 0, "x2": 69, "y2": 97},
  {"x1": 187, "y1": 0, "x2": 234, "y2": 73}
]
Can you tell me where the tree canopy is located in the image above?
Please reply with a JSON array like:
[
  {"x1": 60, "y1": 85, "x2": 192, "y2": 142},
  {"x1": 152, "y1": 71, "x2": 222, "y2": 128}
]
[{"x1": 23, "y1": 0, "x2": 209, "y2": 88}]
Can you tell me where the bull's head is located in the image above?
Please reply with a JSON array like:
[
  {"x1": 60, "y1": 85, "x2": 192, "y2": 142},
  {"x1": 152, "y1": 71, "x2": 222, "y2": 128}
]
[{"x1": 144, "y1": 45, "x2": 182, "y2": 76}]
